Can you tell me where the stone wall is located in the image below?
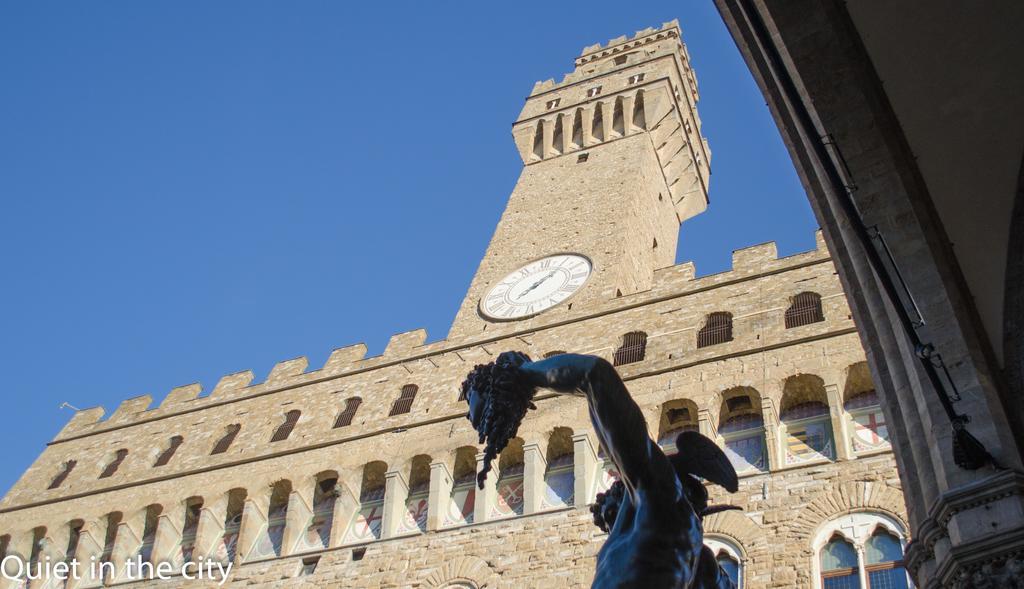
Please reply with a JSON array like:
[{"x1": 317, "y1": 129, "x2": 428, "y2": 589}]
[{"x1": 0, "y1": 242, "x2": 907, "y2": 588}]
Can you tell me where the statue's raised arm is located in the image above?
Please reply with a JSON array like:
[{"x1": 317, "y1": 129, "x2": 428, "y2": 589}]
[{"x1": 461, "y1": 351, "x2": 740, "y2": 589}]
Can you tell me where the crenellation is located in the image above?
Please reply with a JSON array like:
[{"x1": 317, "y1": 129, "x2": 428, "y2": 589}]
[
  {"x1": 321, "y1": 343, "x2": 369, "y2": 375},
  {"x1": 732, "y1": 241, "x2": 780, "y2": 273},
  {"x1": 53, "y1": 406, "x2": 106, "y2": 439},
  {"x1": 159, "y1": 383, "x2": 202, "y2": 409},
  {"x1": 265, "y1": 356, "x2": 310, "y2": 384},
  {"x1": 382, "y1": 328, "x2": 428, "y2": 358},
  {"x1": 105, "y1": 395, "x2": 154, "y2": 425},
  {"x1": 210, "y1": 369, "x2": 256, "y2": 399}
]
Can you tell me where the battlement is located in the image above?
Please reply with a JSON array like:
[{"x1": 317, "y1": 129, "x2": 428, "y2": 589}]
[
  {"x1": 528, "y1": 20, "x2": 689, "y2": 97},
  {"x1": 51, "y1": 232, "x2": 830, "y2": 442}
]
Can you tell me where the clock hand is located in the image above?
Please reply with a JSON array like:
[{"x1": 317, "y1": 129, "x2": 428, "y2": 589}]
[{"x1": 516, "y1": 271, "x2": 557, "y2": 300}]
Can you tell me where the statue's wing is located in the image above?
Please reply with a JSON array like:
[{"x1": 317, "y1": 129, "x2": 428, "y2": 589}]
[{"x1": 670, "y1": 431, "x2": 739, "y2": 493}]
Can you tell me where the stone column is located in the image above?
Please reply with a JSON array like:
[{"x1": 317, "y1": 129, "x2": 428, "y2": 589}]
[
  {"x1": 573, "y1": 432, "x2": 598, "y2": 506},
  {"x1": 37, "y1": 525, "x2": 70, "y2": 587},
  {"x1": 0, "y1": 529, "x2": 34, "y2": 589},
  {"x1": 557, "y1": 112, "x2": 572, "y2": 153},
  {"x1": 67, "y1": 517, "x2": 106, "y2": 589},
  {"x1": 760, "y1": 395, "x2": 781, "y2": 471},
  {"x1": 541, "y1": 117, "x2": 555, "y2": 158},
  {"x1": 109, "y1": 509, "x2": 145, "y2": 582},
  {"x1": 380, "y1": 469, "x2": 409, "y2": 539},
  {"x1": 825, "y1": 382, "x2": 853, "y2": 460},
  {"x1": 237, "y1": 492, "x2": 270, "y2": 563},
  {"x1": 697, "y1": 408, "x2": 717, "y2": 439},
  {"x1": 193, "y1": 497, "x2": 227, "y2": 562},
  {"x1": 523, "y1": 442, "x2": 547, "y2": 514},
  {"x1": 621, "y1": 94, "x2": 636, "y2": 134},
  {"x1": 150, "y1": 502, "x2": 184, "y2": 570},
  {"x1": 427, "y1": 460, "x2": 453, "y2": 532},
  {"x1": 281, "y1": 482, "x2": 313, "y2": 556},
  {"x1": 329, "y1": 476, "x2": 359, "y2": 548},
  {"x1": 473, "y1": 452, "x2": 496, "y2": 524},
  {"x1": 599, "y1": 100, "x2": 614, "y2": 141},
  {"x1": 581, "y1": 105, "x2": 596, "y2": 147}
]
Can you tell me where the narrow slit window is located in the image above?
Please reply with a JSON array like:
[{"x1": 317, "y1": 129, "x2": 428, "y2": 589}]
[
  {"x1": 389, "y1": 384, "x2": 418, "y2": 416},
  {"x1": 211, "y1": 424, "x2": 241, "y2": 455},
  {"x1": 48, "y1": 460, "x2": 77, "y2": 489},
  {"x1": 334, "y1": 397, "x2": 362, "y2": 428},
  {"x1": 98, "y1": 450, "x2": 128, "y2": 479},
  {"x1": 153, "y1": 435, "x2": 184, "y2": 467},
  {"x1": 270, "y1": 410, "x2": 301, "y2": 442}
]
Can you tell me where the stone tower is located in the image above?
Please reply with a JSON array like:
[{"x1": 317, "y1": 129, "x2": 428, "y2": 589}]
[{"x1": 449, "y1": 21, "x2": 711, "y2": 339}]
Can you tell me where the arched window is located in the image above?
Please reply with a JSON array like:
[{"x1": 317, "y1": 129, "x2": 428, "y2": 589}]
[
  {"x1": 211, "y1": 424, "x2": 241, "y2": 455},
  {"x1": 99, "y1": 512, "x2": 122, "y2": 581},
  {"x1": 552, "y1": 115, "x2": 564, "y2": 154},
  {"x1": 397, "y1": 455, "x2": 432, "y2": 534},
  {"x1": 786, "y1": 292, "x2": 825, "y2": 328},
  {"x1": 390, "y1": 384, "x2": 418, "y2": 416},
  {"x1": 591, "y1": 103, "x2": 605, "y2": 142},
  {"x1": 718, "y1": 388, "x2": 767, "y2": 473},
  {"x1": 137, "y1": 504, "x2": 163, "y2": 565},
  {"x1": 344, "y1": 461, "x2": 387, "y2": 543},
  {"x1": 444, "y1": 446, "x2": 478, "y2": 528},
  {"x1": 99, "y1": 449, "x2": 128, "y2": 479},
  {"x1": 153, "y1": 435, "x2": 184, "y2": 467},
  {"x1": 270, "y1": 410, "x2": 301, "y2": 442},
  {"x1": 864, "y1": 529, "x2": 910, "y2": 587},
  {"x1": 543, "y1": 428, "x2": 575, "y2": 509},
  {"x1": 821, "y1": 535, "x2": 859, "y2": 587},
  {"x1": 65, "y1": 520, "x2": 83, "y2": 565},
  {"x1": 613, "y1": 331, "x2": 648, "y2": 366},
  {"x1": 612, "y1": 96, "x2": 625, "y2": 136},
  {"x1": 294, "y1": 472, "x2": 339, "y2": 552},
  {"x1": 657, "y1": 399, "x2": 699, "y2": 454},
  {"x1": 813, "y1": 512, "x2": 912, "y2": 589},
  {"x1": 571, "y1": 109, "x2": 584, "y2": 148},
  {"x1": 844, "y1": 362, "x2": 890, "y2": 453},
  {"x1": 698, "y1": 312, "x2": 733, "y2": 348},
  {"x1": 781, "y1": 374, "x2": 836, "y2": 464},
  {"x1": 334, "y1": 397, "x2": 362, "y2": 428},
  {"x1": 48, "y1": 460, "x2": 77, "y2": 489},
  {"x1": 180, "y1": 498, "x2": 203, "y2": 563},
  {"x1": 492, "y1": 438, "x2": 525, "y2": 519},
  {"x1": 632, "y1": 90, "x2": 646, "y2": 129},
  {"x1": 705, "y1": 536, "x2": 744, "y2": 589},
  {"x1": 248, "y1": 480, "x2": 290, "y2": 559},
  {"x1": 215, "y1": 489, "x2": 246, "y2": 564},
  {"x1": 532, "y1": 120, "x2": 545, "y2": 160}
]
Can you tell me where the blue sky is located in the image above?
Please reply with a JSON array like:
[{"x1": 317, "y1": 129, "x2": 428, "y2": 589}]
[{"x1": 0, "y1": 1, "x2": 813, "y2": 495}]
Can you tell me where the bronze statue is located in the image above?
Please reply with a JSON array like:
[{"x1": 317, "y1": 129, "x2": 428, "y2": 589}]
[{"x1": 462, "y1": 351, "x2": 739, "y2": 589}]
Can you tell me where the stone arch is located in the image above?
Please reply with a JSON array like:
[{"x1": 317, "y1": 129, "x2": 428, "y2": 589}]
[
  {"x1": 788, "y1": 481, "x2": 908, "y2": 542},
  {"x1": 422, "y1": 555, "x2": 498, "y2": 588},
  {"x1": 703, "y1": 509, "x2": 767, "y2": 556},
  {"x1": 843, "y1": 361, "x2": 876, "y2": 405}
]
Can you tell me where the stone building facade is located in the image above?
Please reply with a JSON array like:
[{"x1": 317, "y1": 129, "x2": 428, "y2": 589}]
[{"x1": 0, "y1": 21, "x2": 910, "y2": 589}]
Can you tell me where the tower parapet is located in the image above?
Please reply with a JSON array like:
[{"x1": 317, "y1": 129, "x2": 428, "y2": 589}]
[{"x1": 511, "y1": 20, "x2": 709, "y2": 223}]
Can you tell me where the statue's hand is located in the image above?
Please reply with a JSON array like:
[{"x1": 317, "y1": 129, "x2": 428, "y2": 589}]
[{"x1": 495, "y1": 350, "x2": 530, "y2": 369}]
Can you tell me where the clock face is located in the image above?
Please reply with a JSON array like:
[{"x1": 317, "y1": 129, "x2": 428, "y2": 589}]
[{"x1": 480, "y1": 254, "x2": 592, "y2": 320}]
